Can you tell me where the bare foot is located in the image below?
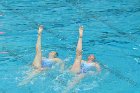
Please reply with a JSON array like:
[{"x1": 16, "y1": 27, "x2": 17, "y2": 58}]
[
  {"x1": 38, "y1": 25, "x2": 43, "y2": 34},
  {"x1": 79, "y1": 26, "x2": 84, "y2": 38}
]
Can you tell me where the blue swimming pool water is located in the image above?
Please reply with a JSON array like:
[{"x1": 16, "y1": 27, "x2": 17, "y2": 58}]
[{"x1": 0, "y1": 0, "x2": 140, "y2": 93}]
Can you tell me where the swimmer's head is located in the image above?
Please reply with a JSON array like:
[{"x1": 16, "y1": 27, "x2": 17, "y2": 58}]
[
  {"x1": 88, "y1": 54, "x2": 95, "y2": 61},
  {"x1": 49, "y1": 51, "x2": 58, "y2": 58}
]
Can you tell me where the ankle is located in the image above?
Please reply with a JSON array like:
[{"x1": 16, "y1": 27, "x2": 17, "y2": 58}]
[
  {"x1": 38, "y1": 33, "x2": 41, "y2": 36},
  {"x1": 79, "y1": 36, "x2": 82, "y2": 38}
]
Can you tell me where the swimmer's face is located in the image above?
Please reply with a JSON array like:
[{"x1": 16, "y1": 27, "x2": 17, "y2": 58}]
[
  {"x1": 49, "y1": 51, "x2": 58, "y2": 58},
  {"x1": 88, "y1": 54, "x2": 95, "y2": 61}
]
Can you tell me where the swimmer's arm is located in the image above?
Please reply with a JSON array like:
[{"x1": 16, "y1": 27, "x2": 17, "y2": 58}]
[
  {"x1": 54, "y1": 58, "x2": 64, "y2": 72},
  {"x1": 87, "y1": 63, "x2": 101, "y2": 75},
  {"x1": 93, "y1": 62, "x2": 101, "y2": 73}
]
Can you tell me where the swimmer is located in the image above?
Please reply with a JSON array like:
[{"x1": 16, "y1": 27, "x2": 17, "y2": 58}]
[
  {"x1": 19, "y1": 25, "x2": 64, "y2": 86},
  {"x1": 63, "y1": 26, "x2": 101, "y2": 93}
]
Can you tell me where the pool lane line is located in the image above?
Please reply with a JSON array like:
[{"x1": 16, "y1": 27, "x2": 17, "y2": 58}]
[{"x1": 98, "y1": 61, "x2": 138, "y2": 87}]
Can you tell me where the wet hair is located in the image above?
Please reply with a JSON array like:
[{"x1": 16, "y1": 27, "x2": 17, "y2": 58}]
[
  {"x1": 56, "y1": 52, "x2": 58, "y2": 57},
  {"x1": 88, "y1": 54, "x2": 95, "y2": 60}
]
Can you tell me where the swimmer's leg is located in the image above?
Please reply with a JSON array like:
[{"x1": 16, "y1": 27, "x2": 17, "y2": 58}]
[
  {"x1": 19, "y1": 67, "x2": 48, "y2": 86},
  {"x1": 63, "y1": 74, "x2": 85, "y2": 93},
  {"x1": 32, "y1": 25, "x2": 43, "y2": 69},
  {"x1": 71, "y1": 26, "x2": 84, "y2": 73},
  {"x1": 18, "y1": 69, "x2": 42, "y2": 86}
]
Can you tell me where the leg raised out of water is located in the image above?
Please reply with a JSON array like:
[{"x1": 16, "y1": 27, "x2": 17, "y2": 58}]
[
  {"x1": 32, "y1": 25, "x2": 43, "y2": 69},
  {"x1": 71, "y1": 26, "x2": 84, "y2": 73}
]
